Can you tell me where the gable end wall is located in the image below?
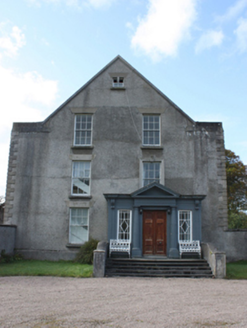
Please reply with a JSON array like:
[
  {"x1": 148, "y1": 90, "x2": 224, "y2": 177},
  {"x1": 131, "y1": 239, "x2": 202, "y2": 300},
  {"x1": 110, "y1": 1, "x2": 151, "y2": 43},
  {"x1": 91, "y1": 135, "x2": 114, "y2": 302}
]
[{"x1": 3, "y1": 57, "x2": 245, "y2": 261}]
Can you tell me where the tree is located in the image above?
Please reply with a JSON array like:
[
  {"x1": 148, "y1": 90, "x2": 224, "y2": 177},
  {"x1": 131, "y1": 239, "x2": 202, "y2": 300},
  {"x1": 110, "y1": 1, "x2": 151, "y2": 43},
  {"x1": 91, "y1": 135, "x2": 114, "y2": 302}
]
[
  {"x1": 228, "y1": 211, "x2": 247, "y2": 229},
  {"x1": 225, "y1": 149, "x2": 247, "y2": 214}
]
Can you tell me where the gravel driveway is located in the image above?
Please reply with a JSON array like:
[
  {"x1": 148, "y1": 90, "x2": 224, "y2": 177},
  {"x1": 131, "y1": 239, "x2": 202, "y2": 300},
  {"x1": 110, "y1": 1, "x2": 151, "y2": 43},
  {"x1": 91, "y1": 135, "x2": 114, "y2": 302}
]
[{"x1": 0, "y1": 276, "x2": 246, "y2": 327}]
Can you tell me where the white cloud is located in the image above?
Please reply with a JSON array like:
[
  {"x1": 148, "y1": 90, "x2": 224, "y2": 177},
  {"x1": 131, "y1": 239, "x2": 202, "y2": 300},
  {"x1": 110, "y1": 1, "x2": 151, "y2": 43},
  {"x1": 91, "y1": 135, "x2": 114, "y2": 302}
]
[
  {"x1": 216, "y1": 0, "x2": 247, "y2": 23},
  {"x1": 234, "y1": 17, "x2": 247, "y2": 53},
  {"x1": 0, "y1": 22, "x2": 58, "y2": 195},
  {"x1": 0, "y1": 63, "x2": 58, "y2": 195},
  {"x1": 131, "y1": 0, "x2": 198, "y2": 61},
  {"x1": 0, "y1": 66, "x2": 58, "y2": 131},
  {"x1": 195, "y1": 30, "x2": 224, "y2": 54},
  {"x1": 0, "y1": 25, "x2": 26, "y2": 57}
]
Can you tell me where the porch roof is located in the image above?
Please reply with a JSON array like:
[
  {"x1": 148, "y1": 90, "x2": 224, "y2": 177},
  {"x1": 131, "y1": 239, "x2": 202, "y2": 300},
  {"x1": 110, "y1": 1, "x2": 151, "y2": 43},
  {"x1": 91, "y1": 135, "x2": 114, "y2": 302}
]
[{"x1": 104, "y1": 182, "x2": 206, "y2": 200}]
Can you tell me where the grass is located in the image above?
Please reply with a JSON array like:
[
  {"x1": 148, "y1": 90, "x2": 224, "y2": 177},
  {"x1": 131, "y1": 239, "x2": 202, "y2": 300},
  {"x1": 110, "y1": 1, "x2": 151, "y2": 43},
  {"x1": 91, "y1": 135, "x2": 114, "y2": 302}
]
[
  {"x1": 1, "y1": 259, "x2": 246, "y2": 279},
  {"x1": 0, "y1": 260, "x2": 93, "y2": 278},
  {"x1": 226, "y1": 260, "x2": 247, "y2": 279}
]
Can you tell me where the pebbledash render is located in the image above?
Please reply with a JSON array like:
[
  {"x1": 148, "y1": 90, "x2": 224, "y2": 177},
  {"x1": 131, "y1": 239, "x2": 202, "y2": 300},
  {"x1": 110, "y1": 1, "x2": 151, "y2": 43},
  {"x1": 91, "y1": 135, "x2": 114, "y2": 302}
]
[{"x1": 3, "y1": 55, "x2": 240, "y2": 261}]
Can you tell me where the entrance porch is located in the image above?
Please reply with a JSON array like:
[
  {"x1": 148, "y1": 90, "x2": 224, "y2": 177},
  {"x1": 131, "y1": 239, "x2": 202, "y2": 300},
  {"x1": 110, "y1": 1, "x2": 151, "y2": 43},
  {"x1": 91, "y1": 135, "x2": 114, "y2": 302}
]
[{"x1": 104, "y1": 182, "x2": 205, "y2": 259}]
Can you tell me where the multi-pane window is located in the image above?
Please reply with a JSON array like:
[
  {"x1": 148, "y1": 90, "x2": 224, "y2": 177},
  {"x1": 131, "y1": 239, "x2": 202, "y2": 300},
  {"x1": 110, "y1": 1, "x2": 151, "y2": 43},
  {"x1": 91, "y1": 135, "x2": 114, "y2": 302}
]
[
  {"x1": 143, "y1": 162, "x2": 160, "y2": 186},
  {"x1": 179, "y1": 210, "x2": 192, "y2": 241},
  {"x1": 143, "y1": 115, "x2": 160, "y2": 146},
  {"x1": 69, "y1": 208, "x2": 89, "y2": 244},
  {"x1": 74, "y1": 115, "x2": 92, "y2": 145},
  {"x1": 72, "y1": 161, "x2": 91, "y2": 195},
  {"x1": 118, "y1": 210, "x2": 131, "y2": 240},
  {"x1": 112, "y1": 76, "x2": 124, "y2": 88}
]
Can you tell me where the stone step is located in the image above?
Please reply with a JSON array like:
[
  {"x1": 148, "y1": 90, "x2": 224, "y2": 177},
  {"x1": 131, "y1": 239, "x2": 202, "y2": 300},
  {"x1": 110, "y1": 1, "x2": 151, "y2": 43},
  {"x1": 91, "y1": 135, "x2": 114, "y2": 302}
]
[
  {"x1": 106, "y1": 266, "x2": 212, "y2": 272},
  {"x1": 105, "y1": 258, "x2": 213, "y2": 278},
  {"x1": 106, "y1": 258, "x2": 208, "y2": 263},
  {"x1": 106, "y1": 272, "x2": 213, "y2": 278},
  {"x1": 106, "y1": 263, "x2": 210, "y2": 268},
  {"x1": 106, "y1": 262, "x2": 210, "y2": 267},
  {"x1": 106, "y1": 269, "x2": 212, "y2": 275}
]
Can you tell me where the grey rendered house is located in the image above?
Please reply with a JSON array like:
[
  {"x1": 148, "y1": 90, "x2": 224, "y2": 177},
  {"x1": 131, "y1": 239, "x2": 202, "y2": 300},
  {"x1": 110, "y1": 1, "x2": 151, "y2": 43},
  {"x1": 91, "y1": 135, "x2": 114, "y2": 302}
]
[{"x1": 3, "y1": 55, "x2": 246, "y2": 262}]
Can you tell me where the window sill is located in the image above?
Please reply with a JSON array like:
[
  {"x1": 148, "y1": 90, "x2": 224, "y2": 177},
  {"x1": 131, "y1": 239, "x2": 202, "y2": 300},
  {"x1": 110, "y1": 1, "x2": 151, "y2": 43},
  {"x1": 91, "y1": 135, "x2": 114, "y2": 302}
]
[
  {"x1": 71, "y1": 145, "x2": 94, "y2": 150},
  {"x1": 110, "y1": 87, "x2": 126, "y2": 91},
  {"x1": 69, "y1": 195, "x2": 92, "y2": 200},
  {"x1": 66, "y1": 243, "x2": 83, "y2": 248},
  {"x1": 141, "y1": 146, "x2": 163, "y2": 150}
]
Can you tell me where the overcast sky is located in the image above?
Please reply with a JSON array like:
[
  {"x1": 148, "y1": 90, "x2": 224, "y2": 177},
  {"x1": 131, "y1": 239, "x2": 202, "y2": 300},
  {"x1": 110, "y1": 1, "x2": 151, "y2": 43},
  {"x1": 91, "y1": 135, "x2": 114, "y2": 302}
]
[{"x1": 0, "y1": 0, "x2": 247, "y2": 196}]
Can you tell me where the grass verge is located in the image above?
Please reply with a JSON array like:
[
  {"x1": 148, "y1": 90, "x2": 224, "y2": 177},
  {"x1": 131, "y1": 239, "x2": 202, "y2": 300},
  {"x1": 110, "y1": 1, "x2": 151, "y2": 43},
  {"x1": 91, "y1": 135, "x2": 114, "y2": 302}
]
[
  {"x1": 226, "y1": 260, "x2": 247, "y2": 279},
  {"x1": 0, "y1": 260, "x2": 93, "y2": 278}
]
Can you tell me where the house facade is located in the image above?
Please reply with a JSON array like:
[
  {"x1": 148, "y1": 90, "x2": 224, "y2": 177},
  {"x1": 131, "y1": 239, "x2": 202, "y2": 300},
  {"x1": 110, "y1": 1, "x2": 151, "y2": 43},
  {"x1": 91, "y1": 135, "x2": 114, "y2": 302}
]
[{"x1": 4, "y1": 55, "x2": 236, "y2": 261}]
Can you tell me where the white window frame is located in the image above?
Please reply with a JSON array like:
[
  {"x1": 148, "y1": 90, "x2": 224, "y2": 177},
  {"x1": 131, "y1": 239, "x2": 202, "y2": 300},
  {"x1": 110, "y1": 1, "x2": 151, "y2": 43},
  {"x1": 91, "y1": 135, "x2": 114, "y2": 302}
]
[
  {"x1": 74, "y1": 114, "x2": 93, "y2": 146},
  {"x1": 112, "y1": 76, "x2": 124, "y2": 88},
  {"x1": 69, "y1": 208, "x2": 89, "y2": 244},
  {"x1": 142, "y1": 161, "x2": 161, "y2": 187},
  {"x1": 142, "y1": 115, "x2": 160, "y2": 146},
  {"x1": 117, "y1": 209, "x2": 132, "y2": 241},
  {"x1": 71, "y1": 161, "x2": 91, "y2": 196},
  {"x1": 178, "y1": 210, "x2": 193, "y2": 242}
]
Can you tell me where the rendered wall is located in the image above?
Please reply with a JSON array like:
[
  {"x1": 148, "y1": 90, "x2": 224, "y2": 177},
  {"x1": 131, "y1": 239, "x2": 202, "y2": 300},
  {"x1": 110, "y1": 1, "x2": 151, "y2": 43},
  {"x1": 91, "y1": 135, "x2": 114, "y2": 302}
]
[{"x1": 4, "y1": 56, "x2": 236, "y2": 261}]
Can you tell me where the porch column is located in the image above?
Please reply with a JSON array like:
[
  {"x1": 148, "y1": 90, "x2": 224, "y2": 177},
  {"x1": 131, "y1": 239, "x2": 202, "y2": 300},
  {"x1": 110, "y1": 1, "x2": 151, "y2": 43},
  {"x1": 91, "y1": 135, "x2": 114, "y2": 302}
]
[
  {"x1": 108, "y1": 198, "x2": 116, "y2": 240},
  {"x1": 169, "y1": 206, "x2": 179, "y2": 258},
  {"x1": 131, "y1": 206, "x2": 142, "y2": 257}
]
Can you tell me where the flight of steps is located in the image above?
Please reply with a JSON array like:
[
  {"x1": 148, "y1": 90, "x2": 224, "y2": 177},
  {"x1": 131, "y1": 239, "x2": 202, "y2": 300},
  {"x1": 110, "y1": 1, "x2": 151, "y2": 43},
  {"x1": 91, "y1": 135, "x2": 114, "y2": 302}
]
[{"x1": 105, "y1": 258, "x2": 213, "y2": 278}]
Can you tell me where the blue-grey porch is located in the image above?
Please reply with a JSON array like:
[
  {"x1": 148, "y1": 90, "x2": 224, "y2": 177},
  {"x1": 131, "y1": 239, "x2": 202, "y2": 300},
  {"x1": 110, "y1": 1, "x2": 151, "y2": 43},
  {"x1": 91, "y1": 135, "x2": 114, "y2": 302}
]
[{"x1": 104, "y1": 182, "x2": 206, "y2": 259}]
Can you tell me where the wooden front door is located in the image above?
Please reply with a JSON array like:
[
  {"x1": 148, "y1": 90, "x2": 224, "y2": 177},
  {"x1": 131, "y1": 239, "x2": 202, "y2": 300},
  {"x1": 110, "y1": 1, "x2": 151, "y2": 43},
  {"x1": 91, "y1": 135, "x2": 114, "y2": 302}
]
[{"x1": 143, "y1": 211, "x2": 167, "y2": 256}]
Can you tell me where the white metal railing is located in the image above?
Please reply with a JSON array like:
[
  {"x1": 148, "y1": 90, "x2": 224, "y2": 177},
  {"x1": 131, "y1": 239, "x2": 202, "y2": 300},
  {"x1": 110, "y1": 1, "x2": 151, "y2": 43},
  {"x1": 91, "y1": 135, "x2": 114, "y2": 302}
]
[
  {"x1": 109, "y1": 239, "x2": 131, "y2": 257},
  {"x1": 179, "y1": 240, "x2": 201, "y2": 258}
]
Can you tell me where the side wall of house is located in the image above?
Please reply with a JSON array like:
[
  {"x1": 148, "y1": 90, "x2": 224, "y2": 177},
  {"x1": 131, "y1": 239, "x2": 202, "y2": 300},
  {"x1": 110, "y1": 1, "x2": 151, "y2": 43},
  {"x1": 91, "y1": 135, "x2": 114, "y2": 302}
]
[
  {"x1": 190, "y1": 122, "x2": 246, "y2": 261},
  {"x1": 192, "y1": 123, "x2": 228, "y2": 248}
]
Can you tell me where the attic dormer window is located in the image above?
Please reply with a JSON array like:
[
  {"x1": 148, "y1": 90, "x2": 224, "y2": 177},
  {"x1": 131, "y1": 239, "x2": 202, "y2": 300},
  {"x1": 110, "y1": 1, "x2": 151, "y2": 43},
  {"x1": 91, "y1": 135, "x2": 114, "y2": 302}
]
[{"x1": 112, "y1": 76, "x2": 124, "y2": 88}]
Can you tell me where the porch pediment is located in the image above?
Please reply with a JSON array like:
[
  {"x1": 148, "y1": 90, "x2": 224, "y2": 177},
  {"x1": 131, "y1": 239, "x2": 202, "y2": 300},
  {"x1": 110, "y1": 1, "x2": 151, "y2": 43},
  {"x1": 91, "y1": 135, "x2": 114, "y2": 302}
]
[{"x1": 131, "y1": 182, "x2": 180, "y2": 198}]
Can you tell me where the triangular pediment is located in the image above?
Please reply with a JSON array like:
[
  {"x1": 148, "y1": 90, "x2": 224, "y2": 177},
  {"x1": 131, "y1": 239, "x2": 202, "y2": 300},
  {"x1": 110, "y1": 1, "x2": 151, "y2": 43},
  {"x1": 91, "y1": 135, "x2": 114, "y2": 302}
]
[
  {"x1": 131, "y1": 182, "x2": 180, "y2": 198},
  {"x1": 44, "y1": 55, "x2": 194, "y2": 124}
]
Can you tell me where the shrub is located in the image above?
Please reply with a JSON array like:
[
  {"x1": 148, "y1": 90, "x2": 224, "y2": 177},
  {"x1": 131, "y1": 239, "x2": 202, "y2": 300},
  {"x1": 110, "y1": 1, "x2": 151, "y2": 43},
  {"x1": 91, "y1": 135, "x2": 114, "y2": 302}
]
[
  {"x1": 74, "y1": 239, "x2": 99, "y2": 264},
  {"x1": 0, "y1": 250, "x2": 23, "y2": 263}
]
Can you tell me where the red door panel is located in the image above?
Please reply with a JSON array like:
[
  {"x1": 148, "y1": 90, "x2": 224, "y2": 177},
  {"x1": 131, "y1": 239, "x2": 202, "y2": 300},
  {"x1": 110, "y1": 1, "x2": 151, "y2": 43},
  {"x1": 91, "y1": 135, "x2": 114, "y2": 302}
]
[{"x1": 143, "y1": 211, "x2": 167, "y2": 256}]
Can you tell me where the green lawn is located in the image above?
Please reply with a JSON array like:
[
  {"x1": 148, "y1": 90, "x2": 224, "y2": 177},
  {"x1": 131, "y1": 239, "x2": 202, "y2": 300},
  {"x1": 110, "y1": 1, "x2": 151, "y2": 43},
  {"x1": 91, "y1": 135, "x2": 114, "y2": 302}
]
[
  {"x1": 1, "y1": 259, "x2": 246, "y2": 279},
  {"x1": 0, "y1": 260, "x2": 93, "y2": 278},
  {"x1": 226, "y1": 260, "x2": 247, "y2": 279}
]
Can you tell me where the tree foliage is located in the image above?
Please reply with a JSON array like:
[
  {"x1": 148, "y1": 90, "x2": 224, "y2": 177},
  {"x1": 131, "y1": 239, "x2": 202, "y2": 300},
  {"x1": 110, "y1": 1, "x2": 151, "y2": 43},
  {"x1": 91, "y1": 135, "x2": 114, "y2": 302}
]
[
  {"x1": 226, "y1": 149, "x2": 247, "y2": 229},
  {"x1": 228, "y1": 211, "x2": 247, "y2": 230},
  {"x1": 225, "y1": 149, "x2": 247, "y2": 213}
]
